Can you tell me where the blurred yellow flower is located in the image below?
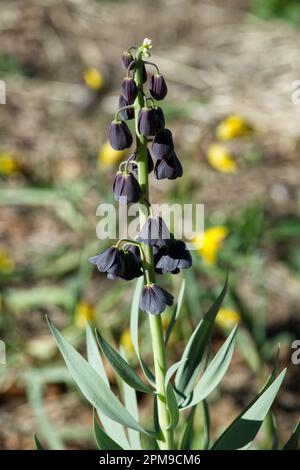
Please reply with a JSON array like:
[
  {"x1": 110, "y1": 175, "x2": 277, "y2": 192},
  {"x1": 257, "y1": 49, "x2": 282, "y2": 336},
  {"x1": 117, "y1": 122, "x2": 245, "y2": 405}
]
[
  {"x1": 120, "y1": 328, "x2": 134, "y2": 354},
  {"x1": 193, "y1": 226, "x2": 229, "y2": 265},
  {"x1": 216, "y1": 307, "x2": 240, "y2": 330},
  {"x1": 0, "y1": 153, "x2": 20, "y2": 175},
  {"x1": 98, "y1": 141, "x2": 127, "y2": 167},
  {"x1": 207, "y1": 144, "x2": 237, "y2": 173},
  {"x1": 84, "y1": 67, "x2": 104, "y2": 91},
  {"x1": 75, "y1": 301, "x2": 95, "y2": 328},
  {"x1": 216, "y1": 115, "x2": 253, "y2": 141},
  {"x1": 0, "y1": 249, "x2": 15, "y2": 273}
]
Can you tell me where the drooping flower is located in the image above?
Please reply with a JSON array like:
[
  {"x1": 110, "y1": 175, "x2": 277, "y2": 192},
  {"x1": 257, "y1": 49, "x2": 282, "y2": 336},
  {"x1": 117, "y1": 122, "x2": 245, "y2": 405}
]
[
  {"x1": 207, "y1": 143, "x2": 237, "y2": 173},
  {"x1": 149, "y1": 74, "x2": 168, "y2": 100},
  {"x1": 118, "y1": 96, "x2": 134, "y2": 120},
  {"x1": 121, "y1": 51, "x2": 134, "y2": 70},
  {"x1": 137, "y1": 216, "x2": 171, "y2": 247},
  {"x1": 115, "y1": 250, "x2": 143, "y2": 281},
  {"x1": 153, "y1": 106, "x2": 165, "y2": 133},
  {"x1": 151, "y1": 129, "x2": 174, "y2": 159},
  {"x1": 154, "y1": 152, "x2": 183, "y2": 180},
  {"x1": 113, "y1": 171, "x2": 142, "y2": 204},
  {"x1": 121, "y1": 77, "x2": 137, "y2": 104},
  {"x1": 108, "y1": 120, "x2": 133, "y2": 150},
  {"x1": 193, "y1": 226, "x2": 229, "y2": 265},
  {"x1": 84, "y1": 67, "x2": 104, "y2": 91},
  {"x1": 154, "y1": 239, "x2": 192, "y2": 274},
  {"x1": 139, "y1": 283, "x2": 174, "y2": 315},
  {"x1": 89, "y1": 246, "x2": 142, "y2": 281},
  {"x1": 75, "y1": 301, "x2": 95, "y2": 328},
  {"x1": 98, "y1": 141, "x2": 127, "y2": 167},
  {"x1": 138, "y1": 107, "x2": 158, "y2": 137},
  {"x1": 216, "y1": 115, "x2": 253, "y2": 141}
]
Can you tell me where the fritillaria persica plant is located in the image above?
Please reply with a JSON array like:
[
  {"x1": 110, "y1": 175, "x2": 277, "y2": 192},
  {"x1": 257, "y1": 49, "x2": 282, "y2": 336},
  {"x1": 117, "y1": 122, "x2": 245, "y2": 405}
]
[{"x1": 45, "y1": 39, "x2": 297, "y2": 452}]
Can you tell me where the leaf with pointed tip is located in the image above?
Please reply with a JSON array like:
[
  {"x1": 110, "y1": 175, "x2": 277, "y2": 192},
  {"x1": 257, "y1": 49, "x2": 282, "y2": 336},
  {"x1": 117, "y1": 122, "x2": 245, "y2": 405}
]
[
  {"x1": 282, "y1": 419, "x2": 300, "y2": 450},
  {"x1": 47, "y1": 317, "x2": 150, "y2": 435},
  {"x1": 181, "y1": 325, "x2": 237, "y2": 409},
  {"x1": 179, "y1": 407, "x2": 196, "y2": 450},
  {"x1": 33, "y1": 434, "x2": 46, "y2": 450},
  {"x1": 93, "y1": 410, "x2": 123, "y2": 450},
  {"x1": 96, "y1": 330, "x2": 153, "y2": 394},
  {"x1": 165, "y1": 279, "x2": 185, "y2": 346},
  {"x1": 175, "y1": 275, "x2": 228, "y2": 399},
  {"x1": 130, "y1": 278, "x2": 155, "y2": 386},
  {"x1": 212, "y1": 369, "x2": 286, "y2": 450},
  {"x1": 86, "y1": 323, "x2": 130, "y2": 449}
]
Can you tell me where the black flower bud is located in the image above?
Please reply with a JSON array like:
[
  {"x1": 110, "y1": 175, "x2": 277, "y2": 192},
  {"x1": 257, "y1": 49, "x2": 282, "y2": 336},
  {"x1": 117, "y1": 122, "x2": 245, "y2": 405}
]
[
  {"x1": 154, "y1": 152, "x2": 183, "y2": 180},
  {"x1": 154, "y1": 239, "x2": 192, "y2": 274},
  {"x1": 121, "y1": 51, "x2": 134, "y2": 70},
  {"x1": 113, "y1": 171, "x2": 142, "y2": 204},
  {"x1": 149, "y1": 73, "x2": 168, "y2": 101},
  {"x1": 118, "y1": 96, "x2": 134, "y2": 120},
  {"x1": 137, "y1": 216, "x2": 171, "y2": 247},
  {"x1": 153, "y1": 106, "x2": 165, "y2": 133},
  {"x1": 121, "y1": 77, "x2": 137, "y2": 104},
  {"x1": 132, "y1": 149, "x2": 154, "y2": 175},
  {"x1": 108, "y1": 120, "x2": 133, "y2": 150},
  {"x1": 138, "y1": 107, "x2": 158, "y2": 137},
  {"x1": 151, "y1": 128, "x2": 174, "y2": 159},
  {"x1": 139, "y1": 283, "x2": 174, "y2": 315}
]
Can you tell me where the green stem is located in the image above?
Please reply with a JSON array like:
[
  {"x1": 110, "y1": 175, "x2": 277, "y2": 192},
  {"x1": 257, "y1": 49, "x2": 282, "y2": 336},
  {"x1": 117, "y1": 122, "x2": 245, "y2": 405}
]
[{"x1": 134, "y1": 47, "x2": 173, "y2": 450}]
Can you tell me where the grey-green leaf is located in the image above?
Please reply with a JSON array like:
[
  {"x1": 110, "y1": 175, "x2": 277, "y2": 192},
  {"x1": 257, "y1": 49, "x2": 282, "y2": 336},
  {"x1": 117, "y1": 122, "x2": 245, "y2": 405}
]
[
  {"x1": 212, "y1": 369, "x2": 286, "y2": 450},
  {"x1": 181, "y1": 325, "x2": 237, "y2": 409},
  {"x1": 166, "y1": 383, "x2": 179, "y2": 430},
  {"x1": 93, "y1": 410, "x2": 123, "y2": 450},
  {"x1": 179, "y1": 407, "x2": 196, "y2": 450},
  {"x1": 175, "y1": 275, "x2": 228, "y2": 399},
  {"x1": 47, "y1": 317, "x2": 149, "y2": 435},
  {"x1": 96, "y1": 329, "x2": 153, "y2": 394}
]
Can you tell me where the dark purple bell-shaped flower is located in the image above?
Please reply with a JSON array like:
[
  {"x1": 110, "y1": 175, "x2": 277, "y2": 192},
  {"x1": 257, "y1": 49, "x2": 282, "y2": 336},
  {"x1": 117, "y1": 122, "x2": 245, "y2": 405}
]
[
  {"x1": 118, "y1": 250, "x2": 143, "y2": 281},
  {"x1": 118, "y1": 96, "x2": 134, "y2": 120},
  {"x1": 149, "y1": 74, "x2": 168, "y2": 101},
  {"x1": 138, "y1": 107, "x2": 158, "y2": 137},
  {"x1": 89, "y1": 246, "x2": 123, "y2": 278},
  {"x1": 139, "y1": 283, "x2": 174, "y2": 315},
  {"x1": 121, "y1": 51, "x2": 134, "y2": 70},
  {"x1": 113, "y1": 171, "x2": 142, "y2": 204},
  {"x1": 151, "y1": 128, "x2": 174, "y2": 159},
  {"x1": 153, "y1": 107, "x2": 165, "y2": 133},
  {"x1": 132, "y1": 149, "x2": 154, "y2": 175},
  {"x1": 121, "y1": 77, "x2": 137, "y2": 104},
  {"x1": 154, "y1": 239, "x2": 192, "y2": 274},
  {"x1": 154, "y1": 152, "x2": 183, "y2": 180},
  {"x1": 137, "y1": 216, "x2": 171, "y2": 247},
  {"x1": 108, "y1": 120, "x2": 133, "y2": 150}
]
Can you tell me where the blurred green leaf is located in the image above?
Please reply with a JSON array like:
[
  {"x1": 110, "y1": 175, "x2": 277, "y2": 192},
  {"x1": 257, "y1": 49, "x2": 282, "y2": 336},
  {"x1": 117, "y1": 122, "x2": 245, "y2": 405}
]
[
  {"x1": 93, "y1": 410, "x2": 123, "y2": 450},
  {"x1": 33, "y1": 434, "x2": 46, "y2": 450},
  {"x1": 181, "y1": 325, "x2": 237, "y2": 409},
  {"x1": 212, "y1": 369, "x2": 286, "y2": 450},
  {"x1": 282, "y1": 419, "x2": 300, "y2": 450}
]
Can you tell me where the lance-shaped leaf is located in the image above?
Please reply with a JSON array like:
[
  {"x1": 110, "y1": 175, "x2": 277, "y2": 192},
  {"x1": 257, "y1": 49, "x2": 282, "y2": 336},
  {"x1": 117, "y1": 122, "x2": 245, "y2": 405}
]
[
  {"x1": 47, "y1": 318, "x2": 151, "y2": 435},
  {"x1": 180, "y1": 325, "x2": 237, "y2": 409},
  {"x1": 179, "y1": 406, "x2": 196, "y2": 450},
  {"x1": 165, "y1": 279, "x2": 185, "y2": 346},
  {"x1": 93, "y1": 410, "x2": 123, "y2": 450},
  {"x1": 96, "y1": 330, "x2": 153, "y2": 394},
  {"x1": 130, "y1": 278, "x2": 155, "y2": 385},
  {"x1": 282, "y1": 419, "x2": 300, "y2": 450},
  {"x1": 175, "y1": 275, "x2": 228, "y2": 399},
  {"x1": 86, "y1": 323, "x2": 130, "y2": 449},
  {"x1": 212, "y1": 368, "x2": 286, "y2": 450}
]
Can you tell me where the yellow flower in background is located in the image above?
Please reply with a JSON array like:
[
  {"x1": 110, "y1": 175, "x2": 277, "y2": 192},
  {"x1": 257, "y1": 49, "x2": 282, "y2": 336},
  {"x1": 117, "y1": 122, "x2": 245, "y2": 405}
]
[
  {"x1": 84, "y1": 67, "x2": 104, "y2": 91},
  {"x1": 0, "y1": 153, "x2": 20, "y2": 175},
  {"x1": 193, "y1": 226, "x2": 229, "y2": 265},
  {"x1": 207, "y1": 144, "x2": 237, "y2": 173},
  {"x1": 75, "y1": 301, "x2": 95, "y2": 328},
  {"x1": 216, "y1": 115, "x2": 253, "y2": 141},
  {"x1": 0, "y1": 249, "x2": 15, "y2": 273},
  {"x1": 216, "y1": 307, "x2": 240, "y2": 330},
  {"x1": 98, "y1": 141, "x2": 127, "y2": 167},
  {"x1": 120, "y1": 328, "x2": 134, "y2": 354}
]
